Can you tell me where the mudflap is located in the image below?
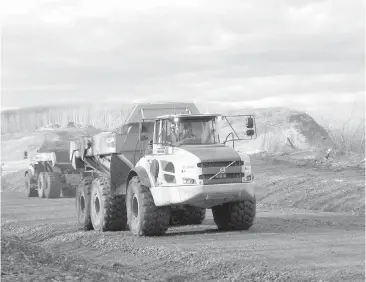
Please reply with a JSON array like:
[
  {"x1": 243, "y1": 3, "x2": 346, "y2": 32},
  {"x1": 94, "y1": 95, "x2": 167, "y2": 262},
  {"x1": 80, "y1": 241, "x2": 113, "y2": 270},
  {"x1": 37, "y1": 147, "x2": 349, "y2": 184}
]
[{"x1": 110, "y1": 154, "x2": 133, "y2": 195}]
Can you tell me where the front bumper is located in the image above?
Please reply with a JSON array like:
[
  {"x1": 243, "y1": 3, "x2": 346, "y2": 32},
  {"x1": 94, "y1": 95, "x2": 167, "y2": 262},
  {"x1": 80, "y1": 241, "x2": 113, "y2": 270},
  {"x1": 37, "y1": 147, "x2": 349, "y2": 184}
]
[{"x1": 150, "y1": 182, "x2": 255, "y2": 208}]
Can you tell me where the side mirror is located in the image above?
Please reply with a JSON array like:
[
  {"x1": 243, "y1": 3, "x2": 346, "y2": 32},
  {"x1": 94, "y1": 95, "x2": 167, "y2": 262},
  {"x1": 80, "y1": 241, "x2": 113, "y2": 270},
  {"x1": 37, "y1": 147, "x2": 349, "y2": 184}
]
[
  {"x1": 246, "y1": 129, "x2": 255, "y2": 136},
  {"x1": 246, "y1": 116, "x2": 254, "y2": 129}
]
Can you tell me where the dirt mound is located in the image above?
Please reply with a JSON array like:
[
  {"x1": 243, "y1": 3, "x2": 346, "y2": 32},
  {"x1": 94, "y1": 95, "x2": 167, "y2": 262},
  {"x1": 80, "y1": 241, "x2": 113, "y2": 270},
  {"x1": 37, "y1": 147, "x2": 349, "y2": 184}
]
[
  {"x1": 251, "y1": 153, "x2": 365, "y2": 216},
  {"x1": 257, "y1": 148, "x2": 366, "y2": 171},
  {"x1": 288, "y1": 112, "x2": 333, "y2": 148},
  {"x1": 221, "y1": 107, "x2": 334, "y2": 154},
  {"x1": 258, "y1": 173, "x2": 365, "y2": 215}
]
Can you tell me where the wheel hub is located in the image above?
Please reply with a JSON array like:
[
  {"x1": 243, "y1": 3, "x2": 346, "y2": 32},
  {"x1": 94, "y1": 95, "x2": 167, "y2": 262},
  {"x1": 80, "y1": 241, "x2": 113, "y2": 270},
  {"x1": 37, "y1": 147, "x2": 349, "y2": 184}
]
[
  {"x1": 132, "y1": 194, "x2": 139, "y2": 219},
  {"x1": 94, "y1": 196, "x2": 100, "y2": 215},
  {"x1": 80, "y1": 195, "x2": 85, "y2": 213}
]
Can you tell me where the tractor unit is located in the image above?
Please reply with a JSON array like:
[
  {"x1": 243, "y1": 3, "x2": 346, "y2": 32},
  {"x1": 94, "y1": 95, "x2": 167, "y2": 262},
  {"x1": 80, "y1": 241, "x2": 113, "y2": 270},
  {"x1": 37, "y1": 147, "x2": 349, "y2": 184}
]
[
  {"x1": 70, "y1": 103, "x2": 257, "y2": 236},
  {"x1": 25, "y1": 141, "x2": 82, "y2": 198}
]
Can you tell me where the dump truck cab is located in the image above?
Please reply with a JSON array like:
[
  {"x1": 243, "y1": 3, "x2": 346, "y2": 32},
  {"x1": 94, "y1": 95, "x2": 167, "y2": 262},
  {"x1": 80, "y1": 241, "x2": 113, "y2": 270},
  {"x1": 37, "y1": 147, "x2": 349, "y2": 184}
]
[
  {"x1": 133, "y1": 113, "x2": 256, "y2": 208},
  {"x1": 151, "y1": 114, "x2": 220, "y2": 150}
]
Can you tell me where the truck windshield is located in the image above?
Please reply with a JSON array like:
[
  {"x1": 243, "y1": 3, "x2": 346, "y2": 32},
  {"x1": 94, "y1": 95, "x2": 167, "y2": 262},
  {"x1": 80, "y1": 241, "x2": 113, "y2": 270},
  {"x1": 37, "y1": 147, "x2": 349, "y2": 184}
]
[{"x1": 166, "y1": 118, "x2": 217, "y2": 146}]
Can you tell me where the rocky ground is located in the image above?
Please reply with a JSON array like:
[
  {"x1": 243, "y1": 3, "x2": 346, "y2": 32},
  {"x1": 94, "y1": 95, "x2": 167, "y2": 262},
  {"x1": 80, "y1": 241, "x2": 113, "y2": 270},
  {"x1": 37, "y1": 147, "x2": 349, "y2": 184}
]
[{"x1": 1, "y1": 150, "x2": 365, "y2": 282}]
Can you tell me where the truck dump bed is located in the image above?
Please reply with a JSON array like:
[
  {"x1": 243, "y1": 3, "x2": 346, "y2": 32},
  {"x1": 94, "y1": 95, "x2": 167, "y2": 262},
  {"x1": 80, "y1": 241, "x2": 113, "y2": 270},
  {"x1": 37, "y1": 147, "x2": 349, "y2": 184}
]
[
  {"x1": 124, "y1": 102, "x2": 199, "y2": 124},
  {"x1": 35, "y1": 140, "x2": 74, "y2": 170}
]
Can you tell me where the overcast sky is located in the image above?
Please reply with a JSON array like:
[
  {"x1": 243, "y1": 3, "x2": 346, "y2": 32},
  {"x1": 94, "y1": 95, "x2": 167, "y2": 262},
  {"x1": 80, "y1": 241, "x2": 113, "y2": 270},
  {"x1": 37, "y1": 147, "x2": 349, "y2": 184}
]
[{"x1": 1, "y1": 0, "x2": 365, "y2": 124}]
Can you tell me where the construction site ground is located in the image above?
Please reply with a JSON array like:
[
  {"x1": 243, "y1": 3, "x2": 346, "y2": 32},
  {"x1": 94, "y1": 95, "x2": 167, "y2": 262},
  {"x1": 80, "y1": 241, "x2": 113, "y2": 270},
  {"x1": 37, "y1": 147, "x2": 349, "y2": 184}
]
[{"x1": 1, "y1": 130, "x2": 365, "y2": 281}]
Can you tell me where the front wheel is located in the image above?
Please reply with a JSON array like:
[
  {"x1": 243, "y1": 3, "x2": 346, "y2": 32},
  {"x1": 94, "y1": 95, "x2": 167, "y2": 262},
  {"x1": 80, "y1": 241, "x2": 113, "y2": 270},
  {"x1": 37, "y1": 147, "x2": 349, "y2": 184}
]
[
  {"x1": 127, "y1": 176, "x2": 170, "y2": 236},
  {"x1": 212, "y1": 198, "x2": 256, "y2": 231}
]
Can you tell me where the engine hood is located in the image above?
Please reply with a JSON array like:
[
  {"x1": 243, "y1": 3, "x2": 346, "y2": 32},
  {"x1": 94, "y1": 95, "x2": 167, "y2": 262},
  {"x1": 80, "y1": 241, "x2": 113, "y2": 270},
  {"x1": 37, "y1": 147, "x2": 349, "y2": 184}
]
[{"x1": 180, "y1": 144, "x2": 241, "y2": 163}]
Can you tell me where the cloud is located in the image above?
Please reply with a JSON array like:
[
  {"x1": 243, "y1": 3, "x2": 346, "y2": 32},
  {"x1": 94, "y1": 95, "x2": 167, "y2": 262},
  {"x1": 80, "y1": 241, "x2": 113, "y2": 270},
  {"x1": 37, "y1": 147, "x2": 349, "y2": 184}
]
[{"x1": 1, "y1": 0, "x2": 364, "y2": 121}]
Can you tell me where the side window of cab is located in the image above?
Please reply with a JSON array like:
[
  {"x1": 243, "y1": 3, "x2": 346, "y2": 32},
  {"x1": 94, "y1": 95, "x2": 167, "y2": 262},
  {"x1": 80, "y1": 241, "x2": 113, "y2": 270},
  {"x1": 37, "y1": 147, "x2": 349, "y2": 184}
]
[
  {"x1": 154, "y1": 120, "x2": 162, "y2": 144},
  {"x1": 161, "y1": 120, "x2": 169, "y2": 145}
]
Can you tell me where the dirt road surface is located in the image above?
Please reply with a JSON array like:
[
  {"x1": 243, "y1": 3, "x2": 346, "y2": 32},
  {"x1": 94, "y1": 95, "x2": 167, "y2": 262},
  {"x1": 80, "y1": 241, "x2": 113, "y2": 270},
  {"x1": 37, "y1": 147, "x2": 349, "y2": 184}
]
[
  {"x1": 2, "y1": 197, "x2": 365, "y2": 281},
  {"x1": 1, "y1": 153, "x2": 365, "y2": 281}
]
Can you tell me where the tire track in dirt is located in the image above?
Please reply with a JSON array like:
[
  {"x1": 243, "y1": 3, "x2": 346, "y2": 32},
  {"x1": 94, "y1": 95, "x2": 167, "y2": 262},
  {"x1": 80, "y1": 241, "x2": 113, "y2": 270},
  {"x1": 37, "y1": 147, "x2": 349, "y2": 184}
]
[{"x1": 1, "y1": 191, "x2": 365, "y2": 281}]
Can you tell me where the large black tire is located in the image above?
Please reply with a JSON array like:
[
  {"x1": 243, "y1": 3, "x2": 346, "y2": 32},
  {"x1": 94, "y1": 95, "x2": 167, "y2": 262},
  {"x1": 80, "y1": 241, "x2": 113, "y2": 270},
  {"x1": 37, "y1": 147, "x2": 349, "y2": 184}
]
[
  {"x1": 25, "y1": 171, "x2": 37, "y2": 197},
  {"x1": 43, "y1": 172, "x2": 62, "y2": 199},
  {"x1": 90, "y1": 177, "x2": 127, "y2": 232},
  {"x1": 76, "y1": 177, "x2": 93, "y2": 230},
  {"x1": 37, "y1": 172, "x2": 46, "y2": 198},
  {"x1": 170, "y1": 206, "x2": 206, "y2": 226},
  {"x1": 127, "y1": 176, "x2": 170, "y2": 236},
  {"x1": 212, "y1": 198, "x2": 256, "y2": 231}
]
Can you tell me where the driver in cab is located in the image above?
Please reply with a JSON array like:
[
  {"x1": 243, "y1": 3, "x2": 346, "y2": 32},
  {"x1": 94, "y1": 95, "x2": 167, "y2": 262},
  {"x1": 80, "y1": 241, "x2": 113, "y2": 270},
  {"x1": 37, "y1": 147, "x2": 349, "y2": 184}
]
[
  {"x1": 180, "y1": 122, "x2": 196, "y2": 140},
  {"x1": 169, "y1": 124, "x2": 179, "y2": 143}
]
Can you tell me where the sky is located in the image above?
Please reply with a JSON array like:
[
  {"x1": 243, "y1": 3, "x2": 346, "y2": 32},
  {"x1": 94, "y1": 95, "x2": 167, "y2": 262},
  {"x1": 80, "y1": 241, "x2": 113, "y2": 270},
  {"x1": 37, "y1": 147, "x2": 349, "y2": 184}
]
[{"x1": 1, "y1": 0, "x2": 365, "y2": 125}]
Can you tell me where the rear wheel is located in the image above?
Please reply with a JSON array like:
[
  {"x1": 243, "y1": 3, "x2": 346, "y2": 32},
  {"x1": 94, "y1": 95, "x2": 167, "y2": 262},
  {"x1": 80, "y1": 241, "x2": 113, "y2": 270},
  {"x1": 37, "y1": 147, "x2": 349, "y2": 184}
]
[
  {"x1": 25, "y1": 171, "x2": 37, "y2": 197},
  {"x1": 127, "y1": 176, "x2": 170, "y2": 236},
  {"x1": 76, "y1": 177, "x2": 93, "y2": 230},
  {"x1": 212, "y1": 198, "x2": 256, "y2": 231},
  {"x1": 37, "y1": 172, "x2": 46, "y2": 198},
  {"x1": 170, "y1": 206, "x2": 206, "y2": 226},
  {"x1": 90, "y1": 177, "x2": 127, "y2": 231},
  {"x1": 44, "y1": 172, "x2": 62, "y2": 199}
]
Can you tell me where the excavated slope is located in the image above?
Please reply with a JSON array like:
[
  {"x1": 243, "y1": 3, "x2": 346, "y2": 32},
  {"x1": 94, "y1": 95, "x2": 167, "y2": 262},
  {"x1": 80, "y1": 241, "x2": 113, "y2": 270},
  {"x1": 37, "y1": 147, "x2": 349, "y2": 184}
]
[{"x1": 219, "y1": 107, "x2": 334, "y2": 154}]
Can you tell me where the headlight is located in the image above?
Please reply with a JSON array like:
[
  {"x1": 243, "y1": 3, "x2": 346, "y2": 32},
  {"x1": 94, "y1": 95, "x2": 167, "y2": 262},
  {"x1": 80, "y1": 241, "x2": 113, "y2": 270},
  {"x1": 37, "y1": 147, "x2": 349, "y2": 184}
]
[
  {"x1": 239, "y1": 154, "x2": 253, "y2": 182},
  {"x1": 182, "y1": 178, "x2": 196, "y2": 184}
]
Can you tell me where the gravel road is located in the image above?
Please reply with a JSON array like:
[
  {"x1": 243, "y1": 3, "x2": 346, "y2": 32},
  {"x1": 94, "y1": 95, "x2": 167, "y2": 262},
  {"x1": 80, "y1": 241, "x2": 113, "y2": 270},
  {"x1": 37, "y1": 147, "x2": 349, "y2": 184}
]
[{"x1": 1, "y1": 190, "x2": 364, "y2": 282}]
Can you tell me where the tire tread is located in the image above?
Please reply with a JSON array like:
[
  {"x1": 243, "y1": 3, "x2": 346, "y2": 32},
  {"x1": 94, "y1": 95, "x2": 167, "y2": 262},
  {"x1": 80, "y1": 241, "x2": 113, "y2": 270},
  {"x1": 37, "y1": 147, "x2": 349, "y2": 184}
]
[{"x1": 212, "y1": 198, "x2": 256, "y2": 231}]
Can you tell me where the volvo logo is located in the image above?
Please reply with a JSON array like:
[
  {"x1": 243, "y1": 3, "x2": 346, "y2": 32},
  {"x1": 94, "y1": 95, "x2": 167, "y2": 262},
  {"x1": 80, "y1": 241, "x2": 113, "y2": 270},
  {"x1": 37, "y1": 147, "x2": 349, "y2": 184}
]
[{"x1": 209, "y1": 160, "x2": 236, "y2": 180}]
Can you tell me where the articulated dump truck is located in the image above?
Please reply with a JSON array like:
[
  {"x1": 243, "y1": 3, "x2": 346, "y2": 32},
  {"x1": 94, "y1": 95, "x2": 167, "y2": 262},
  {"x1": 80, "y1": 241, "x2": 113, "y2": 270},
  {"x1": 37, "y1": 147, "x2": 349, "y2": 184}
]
[
  {"x1": 25, "y1": 141, "x2": 82, "y2": 198},
  {"x1": 70, "y1": 103, "x2": 257, "y2": 236}
]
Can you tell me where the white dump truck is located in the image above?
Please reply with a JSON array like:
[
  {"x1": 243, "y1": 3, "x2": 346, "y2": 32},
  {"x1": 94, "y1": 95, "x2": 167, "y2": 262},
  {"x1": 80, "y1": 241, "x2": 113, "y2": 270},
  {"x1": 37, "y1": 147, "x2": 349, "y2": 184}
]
[
  {"x1": 70, "y1": 103, "x2": 257, "y2": 236},
  {"x1": 25, "y1": 141, "x2": 82, "y2": 198}
]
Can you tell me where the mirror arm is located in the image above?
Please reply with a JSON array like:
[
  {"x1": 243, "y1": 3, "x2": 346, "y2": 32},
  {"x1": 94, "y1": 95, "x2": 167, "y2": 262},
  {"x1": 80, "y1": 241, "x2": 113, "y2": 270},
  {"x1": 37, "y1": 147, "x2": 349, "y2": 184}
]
[
  {"x1": 224, "y1": 117, "x2": 240, "y2": 139},
  {"x1": 223, "y1": 133, "x2": 230, "y2": 144},
  {"x1": 223, "y1": 132, "x2": 235, "y2": 147}
]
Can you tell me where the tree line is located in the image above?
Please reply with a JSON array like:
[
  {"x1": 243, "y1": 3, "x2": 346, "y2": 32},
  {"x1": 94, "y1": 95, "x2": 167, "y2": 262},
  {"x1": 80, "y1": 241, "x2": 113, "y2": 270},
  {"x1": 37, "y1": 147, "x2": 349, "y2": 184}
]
[{"x1": 1, "y1": 105, "x2": 133, "y2": 134}]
